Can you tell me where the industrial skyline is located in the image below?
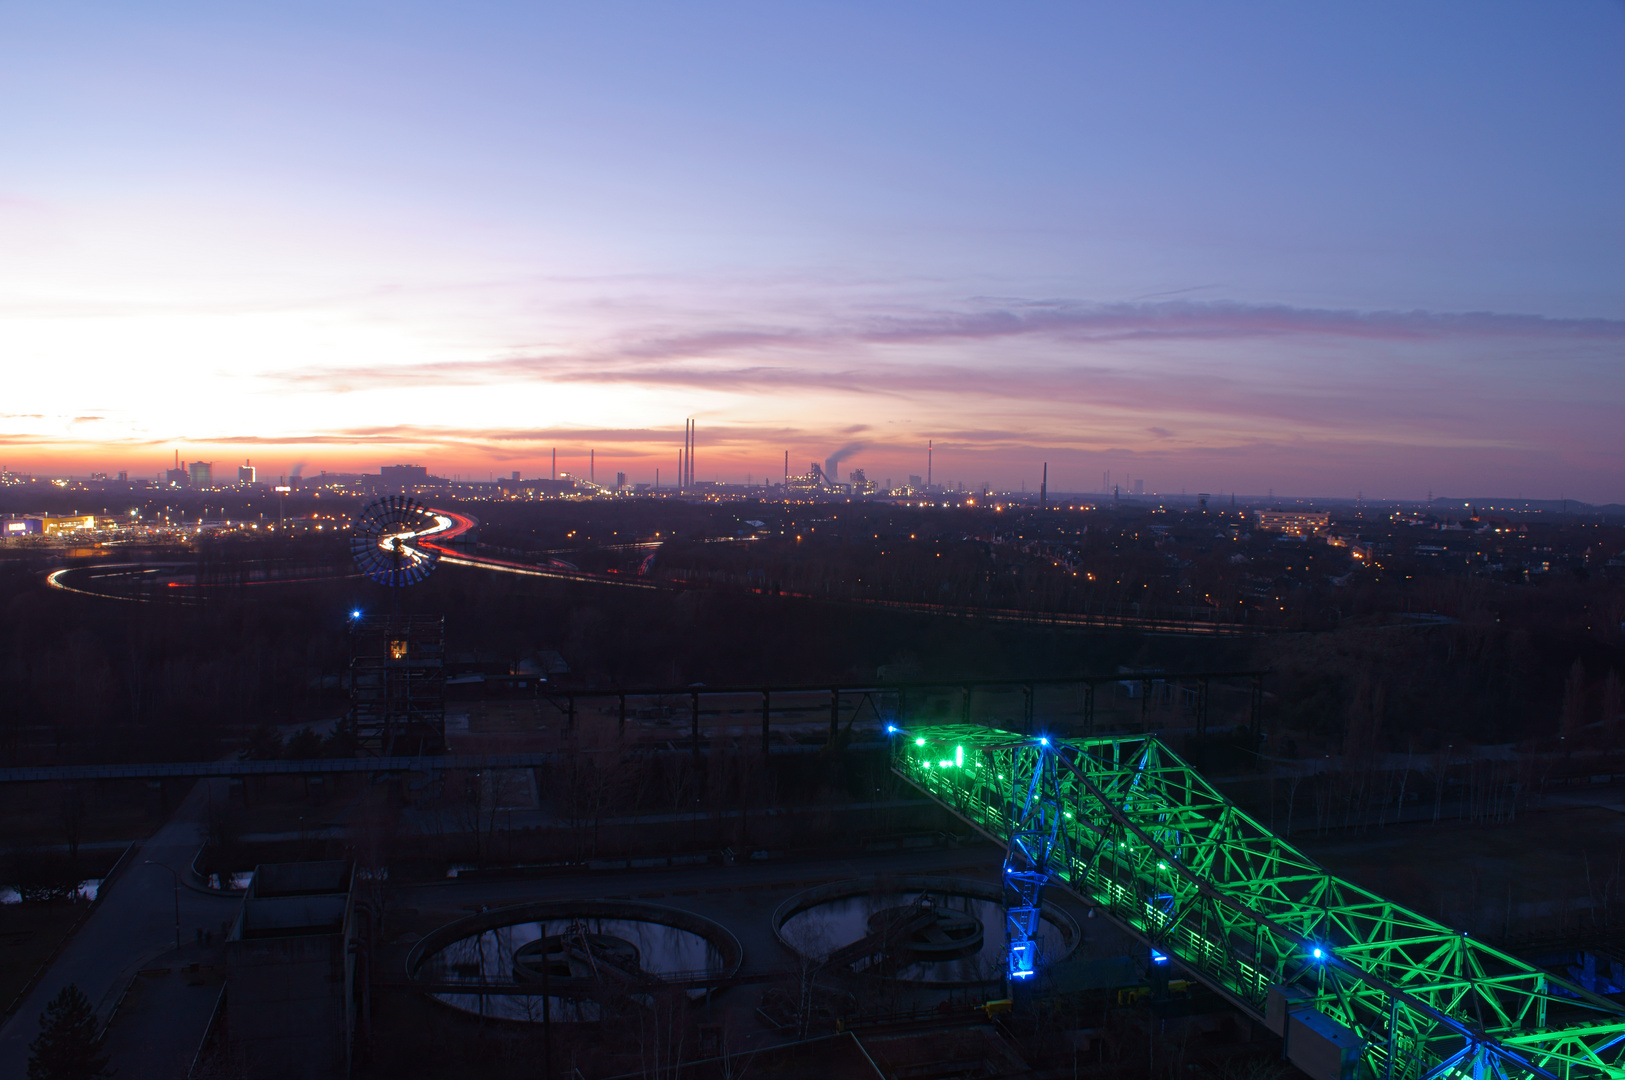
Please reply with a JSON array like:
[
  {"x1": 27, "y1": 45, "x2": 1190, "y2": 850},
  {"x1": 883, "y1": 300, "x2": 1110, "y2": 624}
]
[
  {"x1": 2, "y1": 6, "x2": 1622, "y2": 500},
  {"x1": 7, "y1": 8, "x2": 1625, "y2": 1079}
]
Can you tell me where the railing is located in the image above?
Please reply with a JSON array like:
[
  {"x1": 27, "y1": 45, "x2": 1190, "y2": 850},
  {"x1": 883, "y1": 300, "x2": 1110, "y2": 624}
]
[{"x1": 894, "y1": 725, "x2": 1625, "y2": 1080}]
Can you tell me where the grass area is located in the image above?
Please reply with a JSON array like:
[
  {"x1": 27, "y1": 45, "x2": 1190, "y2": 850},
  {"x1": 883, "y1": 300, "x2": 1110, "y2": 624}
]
[
  {"x1": 0, "y1": 901, "x2": 91, "y2": 1011},
  {"x1": 0, "y1": 779, "x2": 174, "y2": 850}
]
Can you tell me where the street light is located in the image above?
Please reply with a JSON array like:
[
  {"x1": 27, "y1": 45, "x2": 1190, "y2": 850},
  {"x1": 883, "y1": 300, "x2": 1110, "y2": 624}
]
[{"x1": 144, "y1": 861, "x2": 181, "y2": 952}]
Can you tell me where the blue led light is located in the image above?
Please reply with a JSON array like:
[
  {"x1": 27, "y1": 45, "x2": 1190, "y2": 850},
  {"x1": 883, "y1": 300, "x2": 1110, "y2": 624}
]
[
  {"x1": 1007, "y1": 940, "x2": 1039, "y2": 980},
  {"x1": 1038, "y1": 736, "x2": 1049, "y2": 746},
  {"x1": 886, "y1": 725, "x2": 899, "y2": 734},
  {"x1": 1151, "y1": 950, "x2": 1169, "y2": 964},
  {"x1": 1312, "y1": 947, "x2": 1324, "y2": 960},
  {"x1": 349, "y1": 609, "x2": 362, "y2": 619}
]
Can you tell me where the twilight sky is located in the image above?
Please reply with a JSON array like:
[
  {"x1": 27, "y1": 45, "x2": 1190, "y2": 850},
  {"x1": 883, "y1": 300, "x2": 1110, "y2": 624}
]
[{"x1": 3, "y1": 3, "x2": 1623, "y2": 500}]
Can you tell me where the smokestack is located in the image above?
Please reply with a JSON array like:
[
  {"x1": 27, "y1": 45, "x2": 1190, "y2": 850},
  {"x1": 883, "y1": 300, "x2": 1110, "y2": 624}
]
[
  {"x1": 927, "y1": 440, "x2": 932, "y2": 490},
  {"x1": 784, "y1": 450, "x2": 788, "y2": 490},
  {"x1": 822, "y1": 443, "x2": 867, "y2": 487},
  {"x1": 1040, "y1": 463, "x2": 1047, "y2": 508}
]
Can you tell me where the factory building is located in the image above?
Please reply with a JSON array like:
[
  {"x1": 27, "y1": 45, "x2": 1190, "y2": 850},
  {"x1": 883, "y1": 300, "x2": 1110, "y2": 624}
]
[{"x1": 379, "y1": 464, "x2": 429, "y2": 488}]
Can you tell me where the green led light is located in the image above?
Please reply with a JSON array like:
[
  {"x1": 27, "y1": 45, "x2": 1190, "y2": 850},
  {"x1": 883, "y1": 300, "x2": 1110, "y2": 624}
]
[{"x1": 887, "y1": 724, "x2": 1620, "y2": 1076}]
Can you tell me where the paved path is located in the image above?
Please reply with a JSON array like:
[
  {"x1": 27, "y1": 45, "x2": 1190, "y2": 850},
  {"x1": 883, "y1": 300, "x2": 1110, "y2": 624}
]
[
  {"x1": 99, "y1": 959, "x2": 226, "y2": 1080},
  {"x1": 0, "y1": 778, "x2": 240, "y2": 1075}
]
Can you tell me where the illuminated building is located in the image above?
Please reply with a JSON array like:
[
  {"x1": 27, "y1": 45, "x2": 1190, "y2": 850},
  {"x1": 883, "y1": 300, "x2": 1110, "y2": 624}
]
[{"x1": 1255, "y1": 511, "x2": 1331, "y2": 536}]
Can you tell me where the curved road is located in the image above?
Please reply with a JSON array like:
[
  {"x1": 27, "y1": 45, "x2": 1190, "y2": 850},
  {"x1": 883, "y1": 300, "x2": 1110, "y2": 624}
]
[{"x1": 0, "y1": 778, "x2": 240, "y2": 1075}]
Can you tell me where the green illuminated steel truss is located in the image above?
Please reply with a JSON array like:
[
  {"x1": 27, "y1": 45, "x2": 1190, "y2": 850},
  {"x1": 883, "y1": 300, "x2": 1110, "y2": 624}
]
[{"x1": 894, "y1": 726, "x2": 1625, "y2": 1080}]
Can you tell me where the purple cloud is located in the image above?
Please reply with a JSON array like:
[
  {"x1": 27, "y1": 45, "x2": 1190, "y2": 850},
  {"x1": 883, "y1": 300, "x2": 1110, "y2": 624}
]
[{"x1": 272, "y1": 298, "x2": 1625, "y2": 395}]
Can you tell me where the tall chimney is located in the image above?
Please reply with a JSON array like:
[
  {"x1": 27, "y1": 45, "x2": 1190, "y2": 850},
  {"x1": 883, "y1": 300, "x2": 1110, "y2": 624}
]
[{"x1": 1040, "y1": 463, "x2": 1047, "y2": 508}]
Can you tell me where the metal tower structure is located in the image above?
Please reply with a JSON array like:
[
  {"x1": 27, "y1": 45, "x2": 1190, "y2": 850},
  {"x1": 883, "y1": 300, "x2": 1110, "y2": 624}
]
[
  {"x1": 348, "y1": 614, "x2": 446, "y2": 756},
  {"x1": 893, "y1": 725, "x2": 1625, "y2": 1080},
  {"x1": 347, "y1": 497, "x2": 449, "y2": 755}
]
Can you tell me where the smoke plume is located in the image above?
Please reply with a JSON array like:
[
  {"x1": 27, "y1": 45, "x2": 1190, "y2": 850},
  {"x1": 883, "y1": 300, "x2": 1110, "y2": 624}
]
[{"x1": 823, "y1": 442, "x2": 866, "y2": 483}]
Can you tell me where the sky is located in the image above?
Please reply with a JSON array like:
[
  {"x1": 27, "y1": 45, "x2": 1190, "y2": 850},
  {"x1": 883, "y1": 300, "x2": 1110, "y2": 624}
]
[{"x1": 2, "y1": 2, "x2": 1623, "y2": 500}]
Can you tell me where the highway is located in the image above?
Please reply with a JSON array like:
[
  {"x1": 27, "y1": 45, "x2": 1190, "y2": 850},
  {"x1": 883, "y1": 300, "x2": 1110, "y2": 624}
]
[{"x1": 44, "y1": 505, "x2": 1255, "y2": 635}]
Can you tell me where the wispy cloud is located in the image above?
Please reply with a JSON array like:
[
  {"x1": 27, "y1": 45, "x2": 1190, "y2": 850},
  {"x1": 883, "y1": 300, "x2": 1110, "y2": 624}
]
[{"x1": 270, "y1": 297, "x2": 1625, "y2": 397}]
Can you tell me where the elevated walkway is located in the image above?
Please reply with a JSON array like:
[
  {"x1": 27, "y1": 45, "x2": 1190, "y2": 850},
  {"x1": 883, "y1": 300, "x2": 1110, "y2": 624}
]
[{"x1": 895, "y1": 726, "x2": 1625, "y2": 1080}]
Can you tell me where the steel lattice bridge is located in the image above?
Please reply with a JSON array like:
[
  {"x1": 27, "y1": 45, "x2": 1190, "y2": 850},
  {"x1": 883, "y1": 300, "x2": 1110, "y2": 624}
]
[{"x1": 893, "y1": 725, "x2": 1625, "y2": 1080}]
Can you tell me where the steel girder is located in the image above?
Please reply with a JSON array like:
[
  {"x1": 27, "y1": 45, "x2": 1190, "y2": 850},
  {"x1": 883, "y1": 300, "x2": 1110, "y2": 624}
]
[{"x1": 892, "y1": 726, "x2": 1625, "y2": 1080}]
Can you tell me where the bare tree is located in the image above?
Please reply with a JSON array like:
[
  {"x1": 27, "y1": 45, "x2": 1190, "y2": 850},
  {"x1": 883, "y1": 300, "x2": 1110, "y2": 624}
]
[
  {"x1": 1561, "y1": 659, "x2": 1588, "y2": 745},
  {"x1": 58, "y1": 784, "x2": 86, "y2": 862}
]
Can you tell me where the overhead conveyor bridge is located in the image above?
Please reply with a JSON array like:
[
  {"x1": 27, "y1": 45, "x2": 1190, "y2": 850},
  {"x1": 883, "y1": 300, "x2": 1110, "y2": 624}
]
[{"x1": 893, "y1": 726, "x2": 1625, "y2": 1080}]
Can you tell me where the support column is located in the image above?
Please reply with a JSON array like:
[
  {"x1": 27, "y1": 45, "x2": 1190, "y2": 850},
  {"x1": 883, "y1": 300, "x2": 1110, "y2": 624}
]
[
  {"x1": 1083, "y1": 683, "x2": 1095, "y2": 733},
  {"x1": 1197, "y1": 677, "x2": 1210, "y2": 735},
  {"x1": 962, "y1": 685, "x2": 973, "y2": 725},
  {"x1": 1384, "y1": 996, "x2": 1399, "y2": 1080},
  {"x1": 1023, "y1": 684, "x2": 1034, "y2": 734}
]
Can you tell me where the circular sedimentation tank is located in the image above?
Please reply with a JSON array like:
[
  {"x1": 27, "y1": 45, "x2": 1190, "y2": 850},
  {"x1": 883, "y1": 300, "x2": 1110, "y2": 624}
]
[
  {"x1": 773, "y1": 875, "x2": 1080, "y2": 987},
  {"x1": 407, "y1": 899, "x2": 743, "y2": 1023}
]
